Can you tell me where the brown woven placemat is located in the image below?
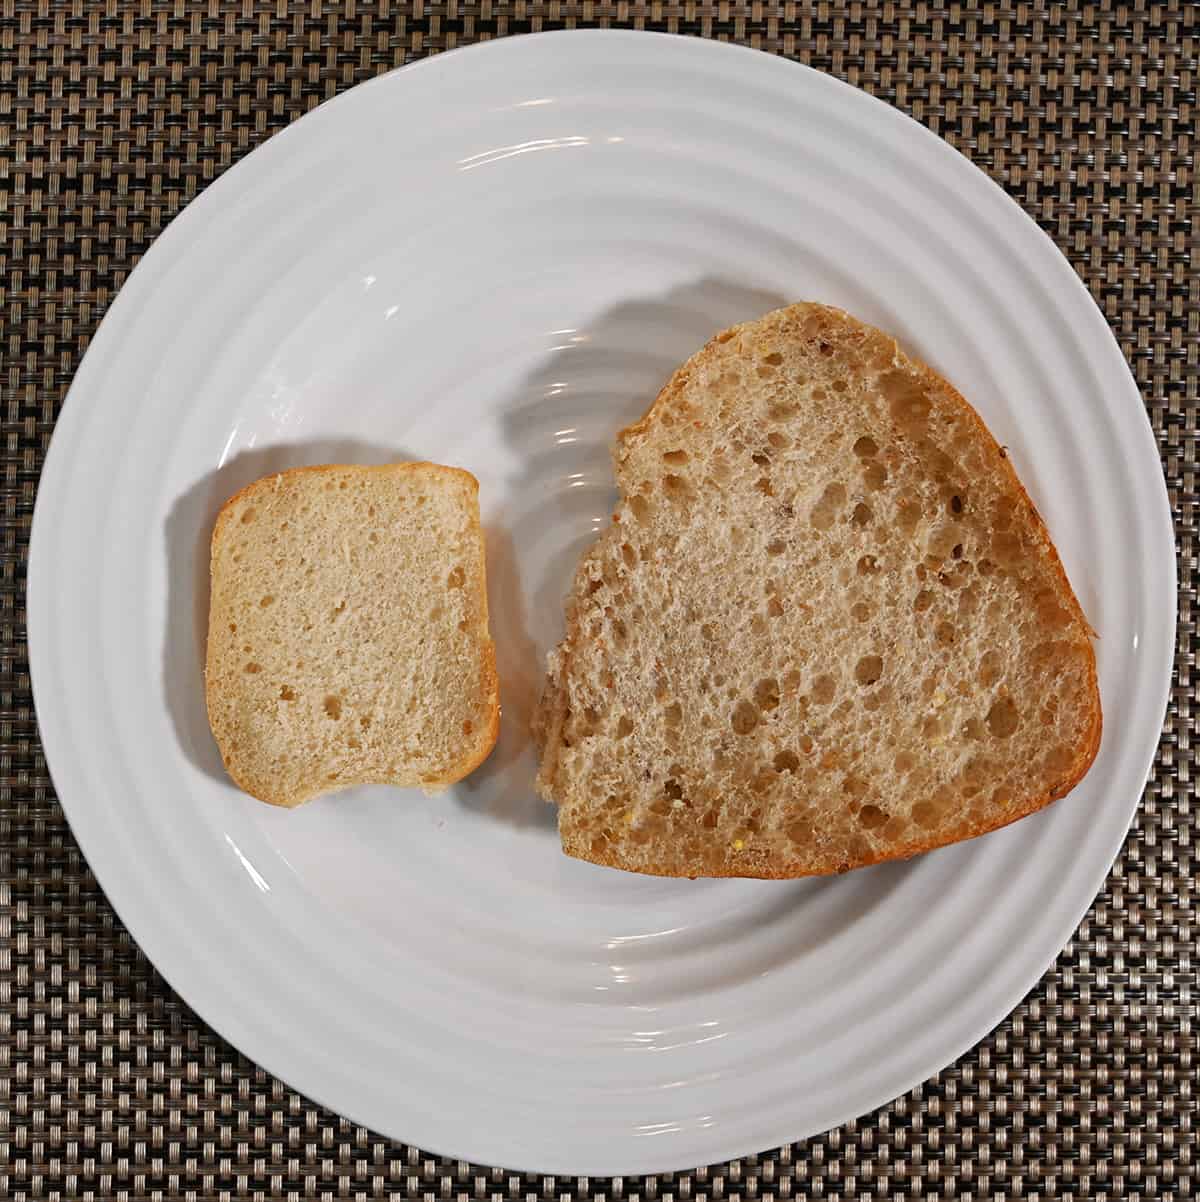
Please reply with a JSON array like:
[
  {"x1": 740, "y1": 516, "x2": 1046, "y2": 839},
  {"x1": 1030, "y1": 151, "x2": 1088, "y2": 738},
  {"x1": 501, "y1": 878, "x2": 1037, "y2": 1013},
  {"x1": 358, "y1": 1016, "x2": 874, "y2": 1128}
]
[{"x1": 2, "y1": 2, "x2": 1195, "y2": 1197}]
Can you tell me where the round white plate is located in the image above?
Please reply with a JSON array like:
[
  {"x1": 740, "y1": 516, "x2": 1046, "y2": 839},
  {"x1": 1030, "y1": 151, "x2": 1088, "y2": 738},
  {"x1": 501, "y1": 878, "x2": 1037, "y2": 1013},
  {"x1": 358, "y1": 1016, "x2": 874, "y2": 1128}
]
[{"x1": 28, "y1": 31, "x2": 1174, "y2": 1175}]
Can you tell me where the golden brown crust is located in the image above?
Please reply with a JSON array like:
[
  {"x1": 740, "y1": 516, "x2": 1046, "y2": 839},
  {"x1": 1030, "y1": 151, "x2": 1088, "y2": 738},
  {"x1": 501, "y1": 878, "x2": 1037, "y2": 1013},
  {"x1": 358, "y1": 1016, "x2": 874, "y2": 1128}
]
[
  {"x1": 206, "y1": 461, "x2": 500, "y2": 807},
  {"x1": 538, "y1": 302, "x2": 1102, "y2": 878}
]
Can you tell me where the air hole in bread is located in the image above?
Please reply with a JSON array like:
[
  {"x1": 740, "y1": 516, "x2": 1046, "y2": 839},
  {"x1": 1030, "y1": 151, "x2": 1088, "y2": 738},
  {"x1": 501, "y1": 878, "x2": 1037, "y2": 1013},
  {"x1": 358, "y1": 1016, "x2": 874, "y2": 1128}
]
[
  {"x1": 851, "y1": 503, "x2": 873, "y2": 527},
  {"x1": 662, "y1": 450, "x2": 689, "y2": 465},
  {"x1": 810, "y1": 482, "x2": 847, "y2": 531},
  {"x1": 663, "y1": 474, "x2": 688, "y2": 497},
  {"x1": 766, "y1": 538, "x2": 786, "y2": 556},
  {"x1": 1043, "y1": 744, "x2": 1074, "y2": 775},
  {"x1": 279, "y1": 685, "x2": 296, "y2": 701},
  {"x1": 978, "y1": 649, "x2": 1003, "y2": 687},
  {"x1": 913, "y1": 798, "x2": 942, "y2": 826},
  {"x1": 950, "y1": 493, "x2": 965, "y2": 515},
  {"x1": 987, "y1": 696, "x2": 1020, "y2": 738},
  {"x1": 260, "y1": 595, "x2": 274, "y2": 608},
  {"x1": 858, "y1": 804, "x2": 887, "y2": 829},
  {"x1": 323, "y1": 695, "x2": 342, "y2": 720},
  {"x1": 763, "y1": 351, "x2": 784, "y2": 366},
  {"x1": 731, "y1": 700, "x2": 760, "y2": 735},
  {"x1": 447, "y1": 566, "x2": 465, "y2": 589},
  {"x1": 811, "y1": 674, "x2": 836, "y2": 705},
  {"x1": 616, "y1": 716, "x2": 634, "y2": 738},
  {"x1": 240, "y1": 508, "x2": 256, "y2": 524},
  {"x1": 863, "y1": 461, "x2": 889, "y2": 490},
  {"x1": 914, "y1": 589, "x2": 934, "y2": 612},
  {"x1": 751, "y1": 451, "x2": 771, "y2": 467},
  {"x1": 934, "y1": 621, "x2": 957, "y2": 647},
  {"x1": 881, "y1": 371, "x2": 932, "y2": 427},
  {"x1": 774, "y1": 749, "x2": 800, "y2": 773},
  {"x1": 768, "y1": 402, "x2": 797, "y2": 422},
  {"x1": 853, "y1": 436, "x2": 879, "y2": 458},
  {"x1": 855, "y1": 655, "x2": 883, "y2": 686},
  {"x1": 857, "y1": 555, "x2": 879, "y2": 577},
  {"x1": 244, "y1": 662, "x2": 261, "y2": 674},
  {"x1": 767, "y1": 596, "x2": 784, "y2": 618},
  {"x1": 754, "y1": 678, "x2": 781, "y2": 711},
  {"x1": 962, "y1": 717, "x2": 986, "y2": 741},
  {"x1": 850, "y1": 601, "x2": 872, "y2": 622},
  {"x1": 228, "y1": 622, "x2": 237, "y2": 633},
  {"x1": 767, "y1": 432, "x2": 790, "y2": 450},
  {"x1": 755, "y1": 476, "x2": 774, "y2": 497}
]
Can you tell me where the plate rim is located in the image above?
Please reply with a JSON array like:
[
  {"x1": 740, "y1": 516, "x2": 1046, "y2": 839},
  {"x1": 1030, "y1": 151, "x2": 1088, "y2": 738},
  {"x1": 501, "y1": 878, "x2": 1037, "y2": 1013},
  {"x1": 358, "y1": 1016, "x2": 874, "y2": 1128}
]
[{"x1": 27, "y1": 28, "x2": 1177, "y2": 1174}]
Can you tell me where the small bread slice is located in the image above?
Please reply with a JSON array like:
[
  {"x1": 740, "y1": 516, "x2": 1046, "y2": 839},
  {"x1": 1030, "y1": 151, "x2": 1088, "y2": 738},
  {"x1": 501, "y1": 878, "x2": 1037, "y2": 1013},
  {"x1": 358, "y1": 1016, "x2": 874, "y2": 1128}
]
[
  {"x1": 206, "y1": 463, "x2": 499, "y2": 807},
  {"x1": 535, "y1": 303, "x2": 1101, "y2": 878}
]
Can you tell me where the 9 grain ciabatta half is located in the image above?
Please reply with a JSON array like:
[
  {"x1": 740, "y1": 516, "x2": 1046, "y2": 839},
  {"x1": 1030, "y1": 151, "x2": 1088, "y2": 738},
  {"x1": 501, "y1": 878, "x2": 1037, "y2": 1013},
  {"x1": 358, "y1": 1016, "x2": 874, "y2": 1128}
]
[{"x1": 534, "y1": 303, "x2": 1101, "y2": 878}]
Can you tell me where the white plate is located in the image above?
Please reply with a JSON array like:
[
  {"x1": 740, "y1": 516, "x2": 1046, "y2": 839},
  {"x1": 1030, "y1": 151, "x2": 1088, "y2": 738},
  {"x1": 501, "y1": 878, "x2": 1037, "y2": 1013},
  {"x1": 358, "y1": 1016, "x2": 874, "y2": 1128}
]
[{"x1": 28, "y1": 31, "x2": 1174, "y2": 1175}]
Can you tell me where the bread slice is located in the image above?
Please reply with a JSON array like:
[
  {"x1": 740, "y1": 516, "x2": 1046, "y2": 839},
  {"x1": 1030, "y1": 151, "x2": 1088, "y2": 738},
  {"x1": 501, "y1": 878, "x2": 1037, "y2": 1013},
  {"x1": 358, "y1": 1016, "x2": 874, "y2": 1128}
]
[
  {"x1": 535, "y1": 302, "x2": 1101, "y2": 878},
  {"x1": 206, "y1": 463, "x2": 499, "y2": 807}
]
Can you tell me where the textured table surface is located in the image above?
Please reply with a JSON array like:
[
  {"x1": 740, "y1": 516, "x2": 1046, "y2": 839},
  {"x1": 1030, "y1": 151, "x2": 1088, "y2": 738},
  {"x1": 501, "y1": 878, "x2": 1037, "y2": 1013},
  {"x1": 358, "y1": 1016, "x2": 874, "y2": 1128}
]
[{"x1": 1, "y1": 2, "x2": 1196, "y2": 1198}]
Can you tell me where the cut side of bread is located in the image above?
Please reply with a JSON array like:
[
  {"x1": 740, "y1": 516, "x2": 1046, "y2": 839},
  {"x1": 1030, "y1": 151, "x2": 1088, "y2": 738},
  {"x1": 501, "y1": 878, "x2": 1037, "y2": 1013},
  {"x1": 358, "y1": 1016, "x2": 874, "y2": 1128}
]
[
  {"x1": 206, "y1": 462, "x2": 499, "y2": 807},
  {"x1": 535, "y1": 302, "x2": 1101, "y2": 878}
]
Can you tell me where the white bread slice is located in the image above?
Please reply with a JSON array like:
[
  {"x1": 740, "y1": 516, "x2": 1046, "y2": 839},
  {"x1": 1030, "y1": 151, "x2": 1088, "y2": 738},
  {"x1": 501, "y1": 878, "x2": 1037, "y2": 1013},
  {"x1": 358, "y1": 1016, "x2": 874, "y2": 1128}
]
[
  {"x1": 535, "y1": 303, "x2": 1101, "y2": 878},
  {"x1": 206, "y1": 463, "x2": 499, "y2": 807}
]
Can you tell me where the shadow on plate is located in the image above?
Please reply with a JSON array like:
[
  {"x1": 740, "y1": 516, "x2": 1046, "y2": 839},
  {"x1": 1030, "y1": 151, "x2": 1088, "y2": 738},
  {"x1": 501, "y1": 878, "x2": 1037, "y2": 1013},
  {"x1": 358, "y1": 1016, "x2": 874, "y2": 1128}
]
[
  {"x1": 455, "y1": 277, "x2": 790, "y2": 830},
  {"x1": 163, "y1": 437, "x2": 415, "y2": 786}
]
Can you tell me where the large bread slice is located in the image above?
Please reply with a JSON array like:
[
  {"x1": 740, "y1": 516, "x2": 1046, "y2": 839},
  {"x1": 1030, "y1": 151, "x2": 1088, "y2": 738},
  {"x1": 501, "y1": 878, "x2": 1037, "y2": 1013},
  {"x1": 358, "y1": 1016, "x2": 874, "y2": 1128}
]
[
  {"x1": 206, "y1": 463, "x2": 499, "y2": 806},
  {"x1": 535, "y1": 303, "x2": 1101, "y2": 878}
]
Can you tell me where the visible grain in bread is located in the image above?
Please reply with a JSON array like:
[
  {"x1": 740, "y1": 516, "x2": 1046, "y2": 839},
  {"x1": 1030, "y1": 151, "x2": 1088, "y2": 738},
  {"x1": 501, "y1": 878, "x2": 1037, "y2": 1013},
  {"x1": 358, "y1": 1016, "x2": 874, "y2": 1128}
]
[{"x1": 535, "y1": 303, "x2": 1101, "y2": 878}]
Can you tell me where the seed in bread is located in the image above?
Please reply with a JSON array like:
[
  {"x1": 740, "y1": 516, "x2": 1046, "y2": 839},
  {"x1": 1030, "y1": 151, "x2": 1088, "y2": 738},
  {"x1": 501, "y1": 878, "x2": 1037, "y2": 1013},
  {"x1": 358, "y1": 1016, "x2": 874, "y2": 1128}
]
[
  {"x1": 206, "y1": 462, "x2": 499, "y2": 807},
  {"x1": 535, "y1": 302, "x2": 1101, "y2": 878}
]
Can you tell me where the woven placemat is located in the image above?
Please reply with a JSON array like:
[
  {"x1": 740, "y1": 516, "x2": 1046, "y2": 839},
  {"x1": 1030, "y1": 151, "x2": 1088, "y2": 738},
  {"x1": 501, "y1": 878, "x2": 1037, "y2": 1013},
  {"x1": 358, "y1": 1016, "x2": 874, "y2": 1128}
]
[{"x1": 2, "y1": 2, "x2": 1195, "y2": 1198}]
